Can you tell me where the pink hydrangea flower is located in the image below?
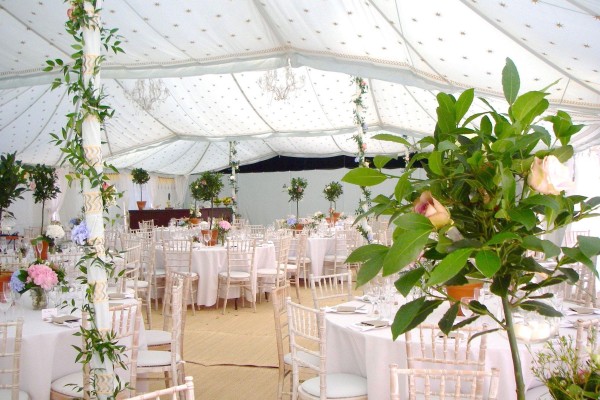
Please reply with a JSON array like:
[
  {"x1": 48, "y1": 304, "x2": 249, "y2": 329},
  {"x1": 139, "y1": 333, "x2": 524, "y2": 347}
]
[
  {"x1": 218, "y1": 220, "x2": 231, "y2": 231},
  {"x1": 27, "y1": 264, "x2": 58, "y2": 290}
]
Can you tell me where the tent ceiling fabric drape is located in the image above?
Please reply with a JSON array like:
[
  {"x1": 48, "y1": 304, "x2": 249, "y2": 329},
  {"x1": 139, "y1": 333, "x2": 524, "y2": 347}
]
[{"x1": 0, "y1": 0, "x2": 599, "y2": 174}]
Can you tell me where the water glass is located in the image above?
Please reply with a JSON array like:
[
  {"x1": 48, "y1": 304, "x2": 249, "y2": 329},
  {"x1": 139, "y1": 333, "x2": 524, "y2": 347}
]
[{"x1": 460, "y1": 297, "x2": 475, "y2": 318}]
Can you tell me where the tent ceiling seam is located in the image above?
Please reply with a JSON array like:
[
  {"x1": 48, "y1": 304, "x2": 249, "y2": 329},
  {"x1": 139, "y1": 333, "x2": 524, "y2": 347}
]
[
  {"x1": 459, "y1": 0, "x2": 600, "y2": 97},
  {"x1": 121, "y1": 139, "x2": 176, "y2": 171},
  {"x1": 368, "y1": 78, "x2": 384, "y2": 127},
  {"x1": 106, "y1": 135, "x2": 178, "y2": 159},
  {"x1": 187, "y1": 142, "x2": 211, "y2": 175},
  {"x1": 392, "y1": 0, "x2": 415, "y2": 68},
  {"x1": 559, "y1": 0, "x2": 598, "y2": 16},
  {"x1": 1, "y1": 86, "x2": 50, "y2": 133},
  {"x1": 367, "y1": 0, "x2": 454, "y2": 88},
  {"x1": 331, "y1": 136, "x2": 345, "y2": 153},
  {"x1": 251, "y1": 0, "x2": 287, "y2": 49},
  {"x1": 231, "y1": 74, "x2": 276, "y2": 132},
  {"x1": 408, "y1": 88, "x2": 438, "y2": 124},
  {"x1": 304, "y1": 69, "x2": 336, "y2": 129}
]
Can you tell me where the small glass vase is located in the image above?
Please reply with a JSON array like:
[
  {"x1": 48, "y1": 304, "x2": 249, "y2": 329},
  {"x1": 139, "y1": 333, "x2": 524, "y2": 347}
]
[{"x1": 30, "y1": 287, "x2": 48, "y2": 310}]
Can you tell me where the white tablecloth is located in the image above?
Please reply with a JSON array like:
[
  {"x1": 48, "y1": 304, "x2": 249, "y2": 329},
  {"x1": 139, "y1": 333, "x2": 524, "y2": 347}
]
[
  {"x1": 0, "y1": 293, "x2": 144, "y2": 400},
  {"x1": 288, "y1": 236, "x2": 335, "y2": 277},
  {"x1": 155, "y1": 243, "x2": 276, "y2": 307},
  {"x1": 324, "y1": 300, "x2": 564, "y2": 400}
]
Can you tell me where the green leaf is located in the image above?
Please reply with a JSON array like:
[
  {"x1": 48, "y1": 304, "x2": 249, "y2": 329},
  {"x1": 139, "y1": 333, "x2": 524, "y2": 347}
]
[
  {"x1": 391, "y1": 298, "x2": 443, "y2": 339},
  {"x1": 508, "y1": 208, "x2": 537, "y2": 230},
  {"x1": 520, "y1": 300, "x2": 562, "y2": 317},
  {"x1": 394, "y1": 213, "x2": 433, "y2": 231},
  {"x1": 486, "y1": 232, "x2": 522, "y2": 245},
  {"x1": 490, "y1": 275, "x2": 511, "y2": 297},
  {"x1": 373, "y1": 155, "x2": 392, "y2": 169},
  {"x1": 372, "y1": 133, "x2": 412, "y2": 147},
  {"x1": 490, "y1": 138, "x2": 515, "y2": 153},
  {"x1": 428, "y1": 151, "x2": 443, "y2": 175},
  {"x1": 437, "y1": 140, "x2": 459, "y2": 152},
  {"x1": 474, "y1": 250, "x2": 501, "y2": 278},
  {"x1": 427, "y1": 248, "x2": 474, "y2": 286},
  {"x1": 395, "y1": 267, "x2": 425, "y2": 296},
  {"x1": 383, "y1": 229, "x2": 432, "y2": 275},
  {"x1": 438, "y1": 302, "x2": 460, "y2": 335},
  {"x1": 578, "y1": 236, "x2": 600, "y2": 260},
  {"x1": 342, "y1": 168, "x2": 387, "y2": 187},
  {"x1": 455, "y1": 88, "x2": 474, "y2": 124},
  {"x1": 356, "y1": 251, "x2": 387, "y2": 287},
  {"x1": 521, "y1": 194, "x2": 561, "y2": 213},
  {"x1": 394, "y1": 173, "x2": 412, "y2": 202},
  {"x1": 502, "y1": 58, "x2": 520, "y2": 105},
  {"x1": 511, "y1": 91, "x2": 547, "y2": 124},
  {"x1": 550, "y1": 146, "x2": 574, "y2": 163},
  {"x1": 436, "y1": 93, "x2": 456, "y2": 134},
  {"x1": 346, "y1": 244, "x2": 389, "y2": 263},
  {"x1": 561, "y1": 247, "x2": 595, "y2": 270}
]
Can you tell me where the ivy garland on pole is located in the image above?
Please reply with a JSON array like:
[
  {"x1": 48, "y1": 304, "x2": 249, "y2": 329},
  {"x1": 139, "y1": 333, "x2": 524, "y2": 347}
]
[
  {"x1": 350, "y1": 77, "x2": 373, "y2": 243},
  {"x1": 228, "y1": 141, "x2": 240, "y2": 216},
  {"x1": 45, "y1": 0, "x2": 127, "y2": 398}
]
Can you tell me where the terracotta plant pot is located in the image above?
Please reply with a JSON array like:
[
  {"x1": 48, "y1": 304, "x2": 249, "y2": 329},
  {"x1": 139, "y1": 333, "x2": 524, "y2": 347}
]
[
  {"x1": 446, "y1": 281, "x2": 484, "y2": 316},
  {"x1": 189, "y1": 217, "x2": 200, "y2": 225},
  {"x1": 201, "y1": 229, "x2": 219, "y2": 246},
  {"x1": 136, "y1": 201, "x2": 146, "y2": 210}
]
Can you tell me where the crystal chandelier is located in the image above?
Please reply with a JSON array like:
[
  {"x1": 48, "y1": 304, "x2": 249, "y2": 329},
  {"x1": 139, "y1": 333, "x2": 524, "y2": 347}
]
[
  {"x1": 125, "y1": 79, "x2": 169, "y2": 111},
  {"x1": 257, "y1": 59, "x2": 305, "y2": 101}
]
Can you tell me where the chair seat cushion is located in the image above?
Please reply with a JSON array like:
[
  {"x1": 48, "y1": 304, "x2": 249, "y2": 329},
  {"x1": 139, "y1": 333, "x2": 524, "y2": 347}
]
[
  {"x1": 300, "y1": 373, "x2": 367, "y2": 398},
  {"x1": 0, "y1": 389, "x2": 30, "y2": 400},
  {"x1": 256, "y1": 268, "x2": 279, "y2": 276},
  {"x1": 51, "y1": 372, "x2": 82, "y2": 397},
  {"x1": 283, "y1": 351, "x2": 319, "y2": 367},
  {"x1": 145, "y1": 329, "x2": 172, "y2": 346},
  {"x1": 219, "y1": 271, "x2": 251, "y2": 280},
  {"x1": 155, "y1": 269, "x2": 166, "y2": 277},
  {"x1": 137, "y1": 350, "x2": 181, "y2": 367},
  {"x1": 287, "y1": 255, "x2": 310, "y2": 263},
  {"x1": 282, "y1": 263, "x2": 297, "y2": 271},
  {"x1": 126, "y1": 280, "x2": 149, "y2": 288}
]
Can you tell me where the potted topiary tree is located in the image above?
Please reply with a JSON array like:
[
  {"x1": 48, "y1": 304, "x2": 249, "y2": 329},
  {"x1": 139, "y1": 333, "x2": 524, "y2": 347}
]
[
  {"x1": 190, "y1": 171, "x2": 223, "y2": 243},
  {"x1": 29, "y1": 164, "x2": 60, "y2": 235},
  {"x1": 284, "y1": 177, "x2": 308, "y2": 218},
  {"x1": 131, "y1": 168, "x2": 150, "y2": 210},
  {"x1": 323, "y1": 181, "x2": 343, "y2": 222},
  {"x1": 0, "y1": 152, "x2": 29, "y2": 229}
]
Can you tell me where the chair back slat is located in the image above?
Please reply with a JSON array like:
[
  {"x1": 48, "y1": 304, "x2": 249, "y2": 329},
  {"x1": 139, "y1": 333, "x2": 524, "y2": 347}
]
[{"x1": 309, "y1": 272, "x2": 352, "y2": 309}]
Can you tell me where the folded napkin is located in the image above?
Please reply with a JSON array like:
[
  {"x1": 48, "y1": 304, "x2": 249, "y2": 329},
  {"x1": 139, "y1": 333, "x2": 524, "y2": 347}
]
[
  {"x1": 51, "y1": 315, "x2": 81, "y2": 328},
  {"x1": 566, "y1": 306, "x2": 600, "y2": 316},
  {"x1": 354, "y1": 296, "x2": 371, "y2": 303},
  {"x1": 324, "y1": 305, "x2": 368, "y2": 314},
  {"x1": 349, "y1": 319, "x2": 390, "y2": 332}
]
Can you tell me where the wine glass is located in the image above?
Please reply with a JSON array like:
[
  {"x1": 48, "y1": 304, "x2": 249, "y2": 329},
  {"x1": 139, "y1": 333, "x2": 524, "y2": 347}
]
[
  {"x1": 460, "y1": 297, "x2": 475, "y2": 318},
  {"x1": 36, "y1": 241, "x2": 44, "y2": 259},
  {"x1": 203, "y1": 233, "x2": 211, "y2": 247},
  {"x1": 0, "y1": 284, "x2": 12, "y2": 321}
]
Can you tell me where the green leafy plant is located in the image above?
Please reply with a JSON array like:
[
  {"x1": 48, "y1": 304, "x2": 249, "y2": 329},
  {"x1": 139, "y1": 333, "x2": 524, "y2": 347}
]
[
  {"x1": 0, "y1": 152, "x2": 29, "y2": 223},
  {"x1": 323, "y1": 181, "x2": 343, "y2": 211},
  {"x1": 29, "y1": 164, "x2": 60, "y2": 233},
  {"x1": 131, "y1": 168, "x2": 150, "y2": 202},
  {"x1": 532, "y1": 335, "x2": 600, "y2": 399},
  {"x1": 190, "y1": 171, "x2": 224, "y2": 228},
  {"x1": 343, "y1": 58, "x2": 600, "y2": 399},
  {"x1": 284, "y1": 177, "x2": 308, "y2": 217}
]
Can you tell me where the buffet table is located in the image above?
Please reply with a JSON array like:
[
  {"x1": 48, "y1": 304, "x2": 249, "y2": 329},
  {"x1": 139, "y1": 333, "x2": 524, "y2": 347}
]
[{"x1": 129, "y1": 207, "x2": 232, "y2": 229}]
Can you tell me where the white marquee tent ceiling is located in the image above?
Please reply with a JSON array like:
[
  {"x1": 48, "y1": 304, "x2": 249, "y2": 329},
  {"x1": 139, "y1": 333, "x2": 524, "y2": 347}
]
[{"x1": 0, "y1": 0, "x2": 599, "y2": 175}]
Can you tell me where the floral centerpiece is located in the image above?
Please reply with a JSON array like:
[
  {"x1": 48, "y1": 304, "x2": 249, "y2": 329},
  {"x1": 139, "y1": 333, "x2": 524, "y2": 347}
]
[
  {"x1": 323, "y1": 181, "x2": 344, "y2": 215},
  {"x1": 33, "y1": 222, "x2": 65, "y2": 259},
  {"x1": 189, "y1": 206, "x2": 201, "y2": 220},
  {"x1": 217, "y1": 220, "x2": 231, "y2": 245},
  {"x1": 131, "y1": 168, "x2": 150, "y2": 209},
  {"x1": 71, "y1": 220, "x2": 89, "y2": 246},
  {"x1": 313, "y1": 211, "x2": 325, "y2": 222},
  {"x1": 284, "y1": 177, "x2": 308, "y2": 217},
  {"x1": 532, "y1": 335, "x2": 600, "y2": 399},
  {"x1": 101, "y1": 181, "x2": 118, "y2": 210},
  {"x1": 10, "y1": 261, "x2": 65, "y2": 309},
  {"x1": 342, "y1": 58, "x2": 600, "y2": 399},
  {"x1": 45, "y1": 222, "x2": 65, "y2": 246},
  {"x1": 285, "y1": 215, "x2": 299, "y2": 229}
]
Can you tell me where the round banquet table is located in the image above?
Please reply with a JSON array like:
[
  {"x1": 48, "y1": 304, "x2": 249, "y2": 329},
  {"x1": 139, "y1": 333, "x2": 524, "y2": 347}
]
[
  {"x1": 0, "y1": 292, "x2": 144, "y2": 399},
  {"x1": 155, "y1": 242, "x2": 276, "y2": 307},
  {"x1": 322, "y1": 299, "x2": 595, "y2": 400},
  {"x1": 287, "y1": 236, "x2": 335, "y2": 278}
]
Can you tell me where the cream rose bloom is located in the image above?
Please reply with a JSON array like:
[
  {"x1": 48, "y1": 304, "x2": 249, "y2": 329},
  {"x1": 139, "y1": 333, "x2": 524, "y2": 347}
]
[
  {"x1": 413, "y1": 191, "x2": 451, "y2": 229},
  {"x1": 528, "y1": 155, "x2": 573, "y2": 195}
]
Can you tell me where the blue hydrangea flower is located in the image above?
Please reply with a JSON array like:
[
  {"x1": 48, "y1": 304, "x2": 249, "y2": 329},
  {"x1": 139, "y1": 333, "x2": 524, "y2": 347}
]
[
  {"x1": 71, "y1": 221, "x2": 89, "y2": 246},
  {"x1": 361, "y1": 122, "x2": 368, "y2": 131},
  {"x1": 9, "y1": 271, "x2": 25, "y2": 293},
  {"x1": 354, "y1": 157, "x2": 360, "y2": 163},
  {"x1": 367, "y1": 232, "x2": 374, "y2": 242},
  {"x1": 286, "y1": 217, "x2": 297, "y2": 226}
]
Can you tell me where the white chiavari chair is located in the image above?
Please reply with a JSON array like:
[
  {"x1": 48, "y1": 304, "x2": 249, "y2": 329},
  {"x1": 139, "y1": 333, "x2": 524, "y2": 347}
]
[
  {"x1": 309, "y1": 272, "x2": 353, "y2": 309},
  {"x1": 322, "y1": 230, "x2": 351, "y2": 275},
  {"x1": 137, "y1": 278, "x2": 185, "y2": 390},
  {"x1": 257, "y1": 235, "x2": 292, "y2": 302},
  {"x1": 272, "y1": 285, "x2": 318, "y2": 400},
  {"x1": 161, "y1": 238, "x2": 198, "y2": 315},
  {"x1": 124, "y1": 376, "x2": 194, "y2": 400},
  {"x1": 287, "y1": 232, "x2": 311, "y2": 294},
  {"x1": 51, "y1": 301, "x2": 142, "y2": 399},
  {"x1": 217, "y1": 238, "x2": 256, "y2": 314},
  {"x1": 390, "y1": 365, "x2": 499, "y2": 400},
  {"x1": 0, "y1": 319, "x2": 29, "y2": 399},
  {"x1": 286, "y1": 298, "x2": 367, "y2": 400},
  {"x1": 562, "y1": 261, "x2": 597, "y2": 307},
  {"x1": 146, "y1": 270, "x2": 191, "y2": 355},
  {"x1": 564, "y1": 229, "x2": 590, "y2": 247}
]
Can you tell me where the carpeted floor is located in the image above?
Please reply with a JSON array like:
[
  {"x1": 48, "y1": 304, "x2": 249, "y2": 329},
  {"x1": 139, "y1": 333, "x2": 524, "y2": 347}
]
[{"x1": 146, "y1": 286, "x2": 310, "y2": 399}]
